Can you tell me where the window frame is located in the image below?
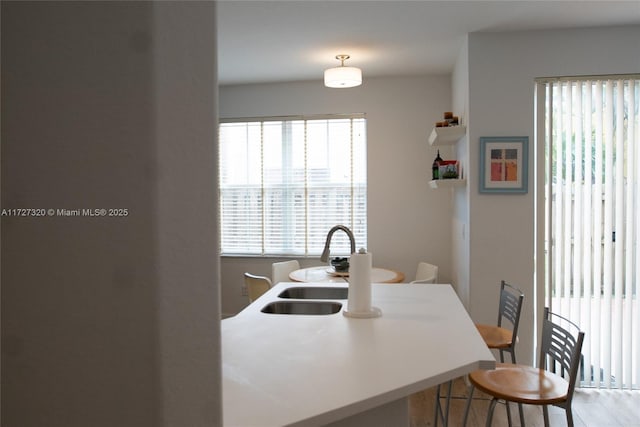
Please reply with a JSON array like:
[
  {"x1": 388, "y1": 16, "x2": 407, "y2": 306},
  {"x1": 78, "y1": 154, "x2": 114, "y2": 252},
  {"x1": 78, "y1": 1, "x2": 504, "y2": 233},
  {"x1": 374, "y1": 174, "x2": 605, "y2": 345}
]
[{"x1": 218, "y1": 113, "x2": 367, "y2": 257}]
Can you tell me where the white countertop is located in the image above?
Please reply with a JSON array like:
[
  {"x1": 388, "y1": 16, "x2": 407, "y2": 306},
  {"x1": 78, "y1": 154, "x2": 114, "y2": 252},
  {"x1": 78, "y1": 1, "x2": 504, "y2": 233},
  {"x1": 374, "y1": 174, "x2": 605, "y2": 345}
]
[{"x1": 222, "y1": 282, "x2": 495, "y2": 427}]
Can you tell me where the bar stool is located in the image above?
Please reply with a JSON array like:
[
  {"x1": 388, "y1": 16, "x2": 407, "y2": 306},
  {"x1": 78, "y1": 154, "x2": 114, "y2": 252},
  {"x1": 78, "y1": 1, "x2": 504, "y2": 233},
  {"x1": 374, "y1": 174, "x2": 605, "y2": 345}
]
[
  {"x1": 464, "y1": 307, "x2": 584, "y2": 427},
  {"x1": 462, "y1": 280, "x2": 525, "y2": 426},
  {"x1": 476, "y1": 280, "x2": 524, "y2": 364}
]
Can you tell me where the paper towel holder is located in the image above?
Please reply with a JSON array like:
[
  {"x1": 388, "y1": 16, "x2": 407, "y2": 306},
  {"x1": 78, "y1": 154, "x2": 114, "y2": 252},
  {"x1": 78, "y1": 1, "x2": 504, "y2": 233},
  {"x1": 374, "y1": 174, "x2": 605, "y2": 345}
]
[
  {"x1": 343, "y1": 247, "x2": 382, "y2": 319},
  {"x1": 343, "y1": 306, "x2": 382, "y2": 318}
]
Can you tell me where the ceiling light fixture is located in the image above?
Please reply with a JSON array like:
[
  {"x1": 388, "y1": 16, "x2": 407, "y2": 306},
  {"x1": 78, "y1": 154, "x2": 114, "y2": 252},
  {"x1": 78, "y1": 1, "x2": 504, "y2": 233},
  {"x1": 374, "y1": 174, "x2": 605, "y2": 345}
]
[{"x1": 324, "y1": 54, "x2": 362, "y2": 88}]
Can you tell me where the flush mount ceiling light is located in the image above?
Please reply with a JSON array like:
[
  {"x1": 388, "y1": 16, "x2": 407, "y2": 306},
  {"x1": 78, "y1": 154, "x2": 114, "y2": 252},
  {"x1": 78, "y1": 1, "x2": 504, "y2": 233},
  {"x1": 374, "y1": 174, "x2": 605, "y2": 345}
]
[{"x1": 324, "y1": 54, "x2": 362, "y2": 88}]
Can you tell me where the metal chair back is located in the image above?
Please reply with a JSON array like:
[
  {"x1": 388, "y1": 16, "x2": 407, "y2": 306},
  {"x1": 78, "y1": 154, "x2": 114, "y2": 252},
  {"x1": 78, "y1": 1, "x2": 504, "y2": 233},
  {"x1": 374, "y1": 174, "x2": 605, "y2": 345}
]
[
  {"x1": 540, "y1": 307, "x2": 585, "y2": 409},
  {"x1": 497, "y1": 280, "x2": 525, "y2": 362}
]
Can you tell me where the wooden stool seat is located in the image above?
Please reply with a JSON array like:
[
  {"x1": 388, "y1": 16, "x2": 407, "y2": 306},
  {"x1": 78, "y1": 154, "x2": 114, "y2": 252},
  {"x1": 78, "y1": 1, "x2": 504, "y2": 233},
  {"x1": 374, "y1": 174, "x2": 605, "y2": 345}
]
[
  {"x1": 469, "y1": 363, "x2": 569, "y2": 405},
  {"x1": 475, "y1": 323, "x2": 513, "y2": 349}
]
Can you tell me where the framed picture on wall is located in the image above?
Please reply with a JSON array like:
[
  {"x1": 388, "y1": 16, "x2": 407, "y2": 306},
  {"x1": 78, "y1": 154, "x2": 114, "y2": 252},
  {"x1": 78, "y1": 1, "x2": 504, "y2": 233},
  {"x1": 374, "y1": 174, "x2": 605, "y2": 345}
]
[{"x1": 479, "y1": 136, "x2": 528, "y2": 193}]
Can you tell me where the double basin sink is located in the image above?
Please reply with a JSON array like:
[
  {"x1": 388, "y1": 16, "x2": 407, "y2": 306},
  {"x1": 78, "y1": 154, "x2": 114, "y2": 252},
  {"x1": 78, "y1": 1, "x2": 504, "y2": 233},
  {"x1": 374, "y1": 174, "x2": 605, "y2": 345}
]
[{"x1": 261, "y1": 286, "x2": 348, "y2": 315}]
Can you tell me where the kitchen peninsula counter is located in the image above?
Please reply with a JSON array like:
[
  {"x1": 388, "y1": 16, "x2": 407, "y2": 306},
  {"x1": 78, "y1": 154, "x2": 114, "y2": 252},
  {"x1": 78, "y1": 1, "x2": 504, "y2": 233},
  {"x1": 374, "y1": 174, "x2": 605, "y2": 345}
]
[{"x1": 222, "y1": 282, "x2": 494, "y2": 427}]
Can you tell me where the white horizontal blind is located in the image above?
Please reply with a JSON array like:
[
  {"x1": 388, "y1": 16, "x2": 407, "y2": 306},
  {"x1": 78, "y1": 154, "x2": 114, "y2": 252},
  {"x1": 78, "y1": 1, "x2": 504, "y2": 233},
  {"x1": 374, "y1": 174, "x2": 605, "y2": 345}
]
[
  {"x1": 219, "y1": 115, "x2": 367, "y2": 256},
  {"x1": 544, "y1": 77, "x2": 639, "y2": 389}
]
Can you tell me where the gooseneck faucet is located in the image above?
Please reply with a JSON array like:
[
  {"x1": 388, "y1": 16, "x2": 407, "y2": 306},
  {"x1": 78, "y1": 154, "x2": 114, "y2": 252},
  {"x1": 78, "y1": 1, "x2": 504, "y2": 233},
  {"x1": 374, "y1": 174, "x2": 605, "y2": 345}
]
[{"x1": 320, "y1": 225, "x2": 356, "y2": 262}]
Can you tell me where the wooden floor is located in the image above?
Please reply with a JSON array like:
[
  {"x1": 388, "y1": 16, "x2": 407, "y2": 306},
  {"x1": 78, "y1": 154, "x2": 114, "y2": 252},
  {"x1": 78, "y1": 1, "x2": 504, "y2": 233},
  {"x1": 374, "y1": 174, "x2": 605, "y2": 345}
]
[{"x1": 409, "y1": 378, "x2": 640, "y2": 427}]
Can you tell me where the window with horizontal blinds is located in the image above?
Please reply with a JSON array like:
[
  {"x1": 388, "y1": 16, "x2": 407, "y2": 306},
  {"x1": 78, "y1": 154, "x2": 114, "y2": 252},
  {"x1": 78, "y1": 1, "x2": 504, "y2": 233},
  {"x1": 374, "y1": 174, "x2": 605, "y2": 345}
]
[{"x1": 219, "y1": 115, "x2": 367, "y2": 256}]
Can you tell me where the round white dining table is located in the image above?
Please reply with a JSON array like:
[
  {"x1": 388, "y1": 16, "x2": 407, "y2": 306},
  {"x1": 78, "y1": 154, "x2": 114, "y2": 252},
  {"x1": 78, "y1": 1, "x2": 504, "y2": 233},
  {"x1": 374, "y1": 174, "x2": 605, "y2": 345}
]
[{"x1": 289, "y1": 266, "x2": 405, "y2": 284}]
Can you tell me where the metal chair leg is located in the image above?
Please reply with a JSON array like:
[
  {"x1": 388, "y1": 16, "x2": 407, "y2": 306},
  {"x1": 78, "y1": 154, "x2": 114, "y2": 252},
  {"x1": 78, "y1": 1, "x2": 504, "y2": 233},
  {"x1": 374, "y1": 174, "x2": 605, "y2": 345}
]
[
  {"x1": 543, "y1": 404, "x2": 550, "y2": 427},
  {"x1": 434, "y1": 384, "x2": 441, "y2": 427},
  {"x1": 505, "y1": 401, "x2": 513, "y2": 427},
  {"x1": 434, "y1": 381, "x2": 453, "y2": 427},
  {"x1": 566, "y1": 405, "x2": 574, "y2": 427},
  {"x1": 486, "y1": 397, "x2": 499, "y2": 427},
  {"x1": 443, "y1": 380, "x2": 452, "y2": 427},
  {"x1": 518, "y1": 402, "x2": 525, "y2": 427},
  {"x1": 462, "y1": 384, "x2": 474, "y2": 427}
]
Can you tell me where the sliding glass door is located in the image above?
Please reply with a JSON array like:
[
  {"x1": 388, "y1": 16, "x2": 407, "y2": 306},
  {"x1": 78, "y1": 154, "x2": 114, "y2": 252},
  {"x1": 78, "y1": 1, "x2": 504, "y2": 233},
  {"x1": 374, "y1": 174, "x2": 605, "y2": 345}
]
[{"x1": 541, "y1": 76, "x2": 639, "y2": 389}]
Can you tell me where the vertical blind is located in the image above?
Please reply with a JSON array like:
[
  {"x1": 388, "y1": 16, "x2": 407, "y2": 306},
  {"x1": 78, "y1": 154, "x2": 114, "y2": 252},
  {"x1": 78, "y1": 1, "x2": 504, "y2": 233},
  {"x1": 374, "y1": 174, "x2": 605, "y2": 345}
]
[
  {"x1": 543, "y1": 76, "x2": 639, "y2": 389},
  {"x1": 219, "y1": 115, "x2": 367, "y2": 256}
]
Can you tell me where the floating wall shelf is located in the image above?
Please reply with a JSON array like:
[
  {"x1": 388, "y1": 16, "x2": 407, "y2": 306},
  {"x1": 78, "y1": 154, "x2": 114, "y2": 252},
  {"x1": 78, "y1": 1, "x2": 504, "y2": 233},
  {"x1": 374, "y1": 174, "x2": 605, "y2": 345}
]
[
  {"x1": 428, "y1": 125, "x2": 466, "y2": 146},
  {"x1": 429, "y1": 179, "x2": 466, "y2": 189}
]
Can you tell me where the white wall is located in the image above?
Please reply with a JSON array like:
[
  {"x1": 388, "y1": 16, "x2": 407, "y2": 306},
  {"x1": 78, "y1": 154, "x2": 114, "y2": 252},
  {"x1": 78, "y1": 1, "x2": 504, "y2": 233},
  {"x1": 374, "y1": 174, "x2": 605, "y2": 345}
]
[
  {"x1": 463, "y1": 25, "x2": 640, "y2": 365},
  {"x1": 1, "y1": 3, "x2": 221, "y2": 426},
  {"x1": 219, "y1": 76, "x2": 453, "y2": 315},
  {"x1": 451, "y1": 36, "x2": 470, "y2": 308}
]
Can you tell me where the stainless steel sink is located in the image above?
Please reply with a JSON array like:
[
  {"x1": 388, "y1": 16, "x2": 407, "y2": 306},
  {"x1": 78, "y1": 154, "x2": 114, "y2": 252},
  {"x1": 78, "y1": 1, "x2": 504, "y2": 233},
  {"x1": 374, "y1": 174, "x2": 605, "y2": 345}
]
[
  {"x1": 277, "y1": 287, "x2": 348, "y2": 300},
  {"x1": 261, "y1": 301, "x2": 343, "y2": 315}
]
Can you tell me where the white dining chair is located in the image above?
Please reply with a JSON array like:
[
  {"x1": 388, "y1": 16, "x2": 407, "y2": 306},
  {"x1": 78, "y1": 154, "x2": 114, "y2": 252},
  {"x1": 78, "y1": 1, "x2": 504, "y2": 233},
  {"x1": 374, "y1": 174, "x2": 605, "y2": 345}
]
[
  {"x1": 244, "y1": 272, "x2": 272, "y2": 303},
  {"x1": 271, "y1": 260, "x2": 300, "y2": 284},
  {"x1": 409, "y1": 261, "x2": 443, "y2": 424},
  {"x1": 410, "y1": 262, "x2": 438, "y2": 284}
]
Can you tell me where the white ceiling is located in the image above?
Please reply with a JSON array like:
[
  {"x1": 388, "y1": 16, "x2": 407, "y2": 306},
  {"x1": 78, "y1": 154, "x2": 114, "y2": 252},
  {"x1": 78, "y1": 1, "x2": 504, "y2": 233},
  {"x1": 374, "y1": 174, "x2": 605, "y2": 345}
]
[{"x1": 217, "y1": 0, "x2": 640, "y2": 86}]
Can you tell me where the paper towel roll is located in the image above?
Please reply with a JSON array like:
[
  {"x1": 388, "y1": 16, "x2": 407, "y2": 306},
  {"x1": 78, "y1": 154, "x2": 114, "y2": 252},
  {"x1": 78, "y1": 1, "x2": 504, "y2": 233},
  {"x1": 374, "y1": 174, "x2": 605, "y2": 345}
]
[{"x1": 347, "y1": 249, "x2": 372, "y2": 313}]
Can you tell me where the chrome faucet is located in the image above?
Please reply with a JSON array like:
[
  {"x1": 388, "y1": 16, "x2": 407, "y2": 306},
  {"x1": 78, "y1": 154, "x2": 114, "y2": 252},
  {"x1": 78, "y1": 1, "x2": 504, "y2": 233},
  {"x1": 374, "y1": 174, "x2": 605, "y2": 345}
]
[{"x1": 320, "y1": 225, "x2": 356, "y2": 262}]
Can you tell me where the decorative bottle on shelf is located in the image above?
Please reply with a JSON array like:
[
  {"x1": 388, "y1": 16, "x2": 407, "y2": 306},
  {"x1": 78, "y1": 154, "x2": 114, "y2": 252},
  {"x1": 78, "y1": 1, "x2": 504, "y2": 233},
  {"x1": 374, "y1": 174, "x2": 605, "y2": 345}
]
[{"x1": 432, "y1": 150, "x2": 443, "y2": 180}]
